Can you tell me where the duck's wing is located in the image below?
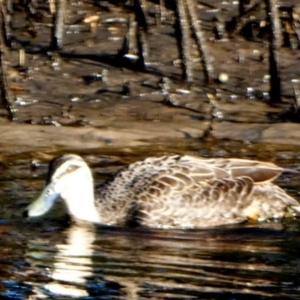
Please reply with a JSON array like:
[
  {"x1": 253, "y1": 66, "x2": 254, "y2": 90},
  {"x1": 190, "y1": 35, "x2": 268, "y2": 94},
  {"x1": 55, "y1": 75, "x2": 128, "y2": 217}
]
[
  {"x1": 129, "y1": 155, "x2": 291, "y2": 193},
  {"x1": 180, "y1": 156, "x2": 294, "y2": 183},
  {"x1": 126, "y1": 155, "x2": 290, "y2": 183}
]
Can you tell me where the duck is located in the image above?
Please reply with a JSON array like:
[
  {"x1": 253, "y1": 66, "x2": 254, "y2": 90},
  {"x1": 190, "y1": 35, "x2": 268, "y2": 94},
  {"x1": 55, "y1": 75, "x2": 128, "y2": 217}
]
[{"x1": 23, "y1": 154, "x2": 300, "y2": 228}]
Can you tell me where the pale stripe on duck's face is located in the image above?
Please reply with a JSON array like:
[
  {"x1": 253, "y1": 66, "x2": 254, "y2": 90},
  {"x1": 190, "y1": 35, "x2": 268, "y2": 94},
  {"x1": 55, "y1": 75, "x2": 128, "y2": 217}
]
[
  {"x1": 24, "y1": 155, "x2": 90, "y2": 218},
  {"x1": 45, "y1": 155, "x2": 83, "y2": 185}
]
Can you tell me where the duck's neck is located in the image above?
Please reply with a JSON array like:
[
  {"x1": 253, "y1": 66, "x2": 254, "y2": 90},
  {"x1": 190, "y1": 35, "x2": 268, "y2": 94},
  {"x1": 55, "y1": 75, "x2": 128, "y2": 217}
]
[{"x1": 60, "y1": 175, "x2": 101, "y2": 223}]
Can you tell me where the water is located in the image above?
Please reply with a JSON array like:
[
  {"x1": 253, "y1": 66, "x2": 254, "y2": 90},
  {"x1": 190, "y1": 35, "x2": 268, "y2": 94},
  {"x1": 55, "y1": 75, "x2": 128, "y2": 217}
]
[
  {"x1": 1, "y1": 143, "x2": 300, "y2": 299},
  {"x1": 1, "y1": 221, "x2": 300, "y2": 299}
]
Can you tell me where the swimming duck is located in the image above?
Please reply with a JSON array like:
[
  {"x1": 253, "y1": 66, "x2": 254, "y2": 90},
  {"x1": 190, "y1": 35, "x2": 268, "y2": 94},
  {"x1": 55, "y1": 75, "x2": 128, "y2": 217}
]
[{"x1": 24, "y1": 154, "x2": 300, "y2": 228}]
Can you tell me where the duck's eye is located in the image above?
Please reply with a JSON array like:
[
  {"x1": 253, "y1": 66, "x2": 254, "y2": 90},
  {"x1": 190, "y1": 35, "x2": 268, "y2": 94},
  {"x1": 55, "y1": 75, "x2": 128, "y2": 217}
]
[
  {"x1": 65, "y1": 165, "x2": 79, "y2": 174},
  {"x1": 54, "y1": 165, "x2": 80, "y2": 181}
]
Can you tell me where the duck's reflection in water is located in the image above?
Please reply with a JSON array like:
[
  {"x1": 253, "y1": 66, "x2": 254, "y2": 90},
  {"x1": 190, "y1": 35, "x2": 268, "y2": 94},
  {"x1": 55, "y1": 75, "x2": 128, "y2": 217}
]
[
  {"x1": 24, "y1": 221, "x2": 300, "y2": 299},
  {"x1": 25, "y1": 222, "x2": 141, "y2": 299},
  {"x1": 26, "y1": 223, "x2": 97, "y2": 298},
  {"x1": 45, "y1": 223, "x2": 96, "y2": 297}
]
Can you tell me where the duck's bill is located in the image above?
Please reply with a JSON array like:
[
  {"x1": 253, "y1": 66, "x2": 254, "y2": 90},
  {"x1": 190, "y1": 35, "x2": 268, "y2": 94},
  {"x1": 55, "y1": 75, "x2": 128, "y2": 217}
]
[{"x1": 23, "y1": 183, "x2": 59, "y2": 218}]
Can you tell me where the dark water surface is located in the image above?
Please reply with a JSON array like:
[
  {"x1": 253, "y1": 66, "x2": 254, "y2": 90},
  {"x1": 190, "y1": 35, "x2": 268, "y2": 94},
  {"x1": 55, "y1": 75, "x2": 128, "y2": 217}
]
[
  {"x1": 1, "y1": 221, "x2": 300, "y2": 299},
  {"x1": 1, "y1": 142, "x2": 300, "y2": 299}
]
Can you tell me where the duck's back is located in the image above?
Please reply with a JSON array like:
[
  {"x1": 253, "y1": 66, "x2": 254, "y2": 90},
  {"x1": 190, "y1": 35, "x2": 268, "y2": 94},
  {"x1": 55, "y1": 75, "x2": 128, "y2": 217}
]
[{"x1": 96, "y1": 155, "x2": 300, "y2": 228}]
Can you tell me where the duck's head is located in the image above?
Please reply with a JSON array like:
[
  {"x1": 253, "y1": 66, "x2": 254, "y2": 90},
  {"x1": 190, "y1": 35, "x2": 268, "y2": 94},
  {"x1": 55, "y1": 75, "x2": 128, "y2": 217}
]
[{"x1": 24, "y1": 154, "x2": 100, "y2": 223}]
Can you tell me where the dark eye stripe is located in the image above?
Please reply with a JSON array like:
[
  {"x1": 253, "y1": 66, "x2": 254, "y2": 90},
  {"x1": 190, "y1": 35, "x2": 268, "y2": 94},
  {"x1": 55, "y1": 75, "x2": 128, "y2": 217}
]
[
  {"x1": 46, "y1": 155, "x2": 83, "y2": 185},
  {"x1": 56, "y1": 165, "x2": 80, "y2": 180},
  {"x1": 47, "y1": 164, "x2": 80, "y2": 183}
]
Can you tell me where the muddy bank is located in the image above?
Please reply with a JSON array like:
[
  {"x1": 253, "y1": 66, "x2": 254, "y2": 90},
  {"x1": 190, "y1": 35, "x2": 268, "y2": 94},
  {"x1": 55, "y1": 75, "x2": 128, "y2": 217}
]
[
  {"x1": 1, "y1": 118, "x2": 300, "y2": 157},
  {"x1": 1, "y1": 1, "x2": 300, "y2": 157}
]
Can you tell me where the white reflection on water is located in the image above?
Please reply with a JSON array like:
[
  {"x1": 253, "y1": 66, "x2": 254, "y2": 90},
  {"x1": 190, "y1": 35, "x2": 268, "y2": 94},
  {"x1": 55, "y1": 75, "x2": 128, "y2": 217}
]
[
  {"x1": 26, "y1": 222, "x2": 96, "y2": 298},
  {"x1": 44, "y1": 223, "x2": 96, "y2": 297}
]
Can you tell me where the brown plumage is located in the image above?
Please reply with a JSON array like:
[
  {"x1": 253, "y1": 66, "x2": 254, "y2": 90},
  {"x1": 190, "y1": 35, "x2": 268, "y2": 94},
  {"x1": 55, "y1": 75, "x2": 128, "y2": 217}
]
[{"x1": 24, "y1": 154, "x2": 300, "y2": 228}]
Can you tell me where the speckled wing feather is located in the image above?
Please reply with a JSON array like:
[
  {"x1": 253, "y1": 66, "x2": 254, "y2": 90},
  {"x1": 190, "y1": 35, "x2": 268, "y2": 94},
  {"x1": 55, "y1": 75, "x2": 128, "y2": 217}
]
[
  {"x1": 134, "y1": 156, "x2": 288, "y2": 182},
  {"x1": 134, "y1": 164, "x2": 256, "y2": 228}
]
